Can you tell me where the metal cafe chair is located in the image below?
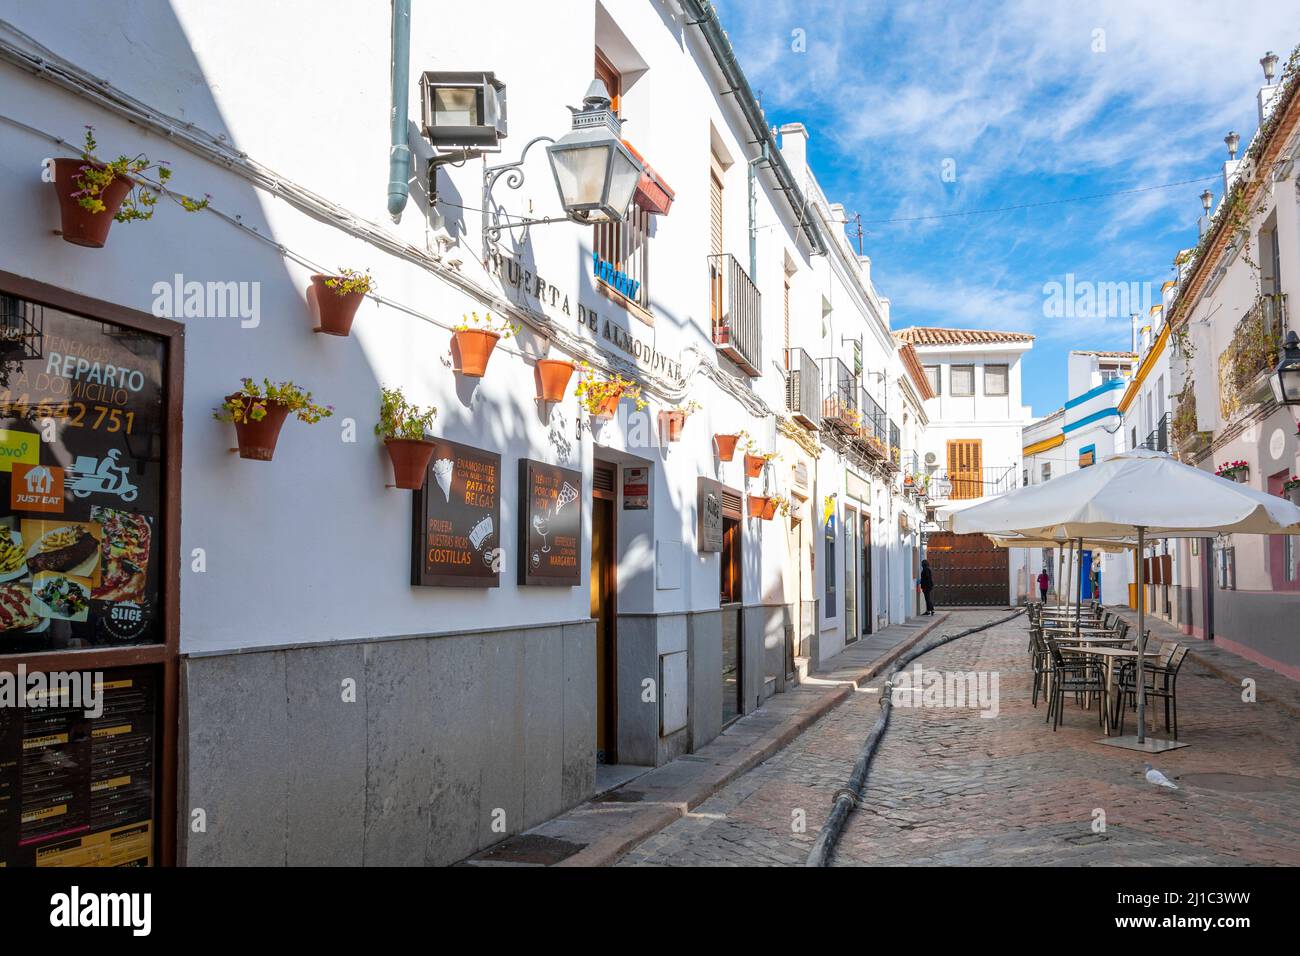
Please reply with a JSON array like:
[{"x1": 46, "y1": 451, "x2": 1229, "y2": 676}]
[
  {"x1": 1117, "y1": 644, "x2": 1189, "y2": 740},
  {"x1": 1044, "y1": 636, "x2": 1108, "y2": 732}
]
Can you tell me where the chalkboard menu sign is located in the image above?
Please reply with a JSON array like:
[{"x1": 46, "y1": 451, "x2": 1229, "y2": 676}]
[
  {"x1": 0, "y1": 298, "x2": 166, "y2": 654},
  {"x1": 411, "y1": 437, "x2": 501, "y2": 587},
  {"x1": 1, "y1": 665, "x2": 157, "y2": 866},
  {"x1": 518, "y1": 460, "x2": 582, "y2": 586}
]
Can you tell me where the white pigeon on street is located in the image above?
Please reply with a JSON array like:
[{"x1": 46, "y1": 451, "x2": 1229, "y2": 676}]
[{"x1": 1143, "y1": 763, "x2": 1179, "y2": 790}]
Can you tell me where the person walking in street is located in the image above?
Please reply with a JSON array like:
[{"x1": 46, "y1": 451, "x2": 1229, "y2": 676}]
[
  {"x1": 1037, "y1": 568, "x2": 1050, "y2": 603},
  {"x1": 919, "y1": 559, "x2": 934, "y2": 615}
]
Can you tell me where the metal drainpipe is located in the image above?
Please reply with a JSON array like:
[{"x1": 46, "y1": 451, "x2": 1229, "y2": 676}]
[
  {"x1": 748, "y1": 145, "x2": 766, "y2": 280},
  {"x1": 387, "y1": 0, "x2": 412, "y2": 222}
]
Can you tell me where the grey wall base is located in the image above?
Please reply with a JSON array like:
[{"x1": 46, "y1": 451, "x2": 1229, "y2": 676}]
[
  {"x1": 1178, "y1": 586, "x2": 1300, "y2": 670},
  {"x1": 179, "y1": 620, "x2": 595, "y2": 866}
]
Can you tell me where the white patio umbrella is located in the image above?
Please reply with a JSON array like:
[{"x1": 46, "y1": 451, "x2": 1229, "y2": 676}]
[{"x1": 953, "y1": 448, "x2": 1300, "y2": 750}]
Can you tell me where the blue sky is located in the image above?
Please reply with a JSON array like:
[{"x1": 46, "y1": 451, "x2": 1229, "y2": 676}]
[{"x1": 712, "y1": 0, "x2": 1300, "y2": 416}]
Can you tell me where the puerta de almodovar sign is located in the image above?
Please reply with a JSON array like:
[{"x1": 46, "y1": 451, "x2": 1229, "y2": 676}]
[
  {"x1": 518, "y1": 459, "x2": 581, "y2": 587},
  {"x1": 411, "y1": 438, "x2": 500, "y2": 588}
]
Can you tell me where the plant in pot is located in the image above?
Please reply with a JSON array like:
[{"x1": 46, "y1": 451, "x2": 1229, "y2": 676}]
[
  {"x1": 375, "y1": 386, "x2": 438, "y2": 490},
  {"x1": 535, "y1": 356, "x2": 576, "y2": 403},
  {"x1": 53, "y1": 126, "x2": 209, "y2": 248},
  {"x1": 311, "y1": 267, "x2": 375, "y2": 336},
  {"x1": 451, "y1": 310, "x2": 519, "y2": 377},
  {"x1": 1284, "y1": 474, "x2": 1300, "y2": 506},
  {"x1": 740, "y1": 436, "x2": 779, "y2": 478},
  {"x1": 1215, "y1": 459, "x2": 1249, "y2": 483},
  {"x1": 574, "y1": 362, "x2": 646, "y2": 419},
  {"x1": 215, "y1": 378, "x2": 333, "y2": 461},
  {"x1": 659, "y1": 400, "x2": 701, "y2": 442}
]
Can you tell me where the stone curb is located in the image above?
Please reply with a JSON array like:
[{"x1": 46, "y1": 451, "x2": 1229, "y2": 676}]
[{"x1": 554, "y1": 611, "x2": 952, "y2": 867}]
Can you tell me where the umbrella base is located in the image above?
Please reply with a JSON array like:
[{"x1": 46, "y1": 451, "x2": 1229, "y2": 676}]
[{"x1": 1095, "y1": 735, "x2": 1189, "y2": 753}]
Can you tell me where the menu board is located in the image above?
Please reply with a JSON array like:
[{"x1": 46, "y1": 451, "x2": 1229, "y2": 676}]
[
  {"x1": 1, "y1": 666, "x2": 157, "y2": 866},
  {"x1": 518, "y1": 460, "x2": 581, "y2": 586},
  {"x1": 0, "y1": 297, "x2": 165, "y2": 653},
  {"x1": 411, "y1": 437, "x2": 501, "y2": 588}
]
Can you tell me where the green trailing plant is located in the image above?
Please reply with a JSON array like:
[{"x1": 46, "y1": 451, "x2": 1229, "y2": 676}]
[
  {"x1": 214, "y1": 378, "x2": 333, "y2": 424},
  {"x1": 740, "y1": 434, "x2": 780, "y2": 463},
  {"x1": 374, "y1": 386, "x2": 436, "y2": 441},
  {"x1": 768, "y1": 494, "x2": 792, "y2": 518},
  {"x1": 574, "y1": 361, "x2": 646, "y2": 415},
  {"x1": 72, "y1": 126, "x2": 209, "y2": 222},
  {"x1": 323, "y1": 267, "x2": 376, "y2": 296},
  {"x1": 1283, "y1": 475, "x2": 1300, "y2": 493}
]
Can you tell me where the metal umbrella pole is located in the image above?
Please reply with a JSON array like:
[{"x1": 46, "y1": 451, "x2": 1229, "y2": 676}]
[
  {"x1": 1075, "y1": 536, "x2": 1084, "y2": 642},
  {"x1": 1136, "y1": 526, "x2": 1147, "y2": 744}
]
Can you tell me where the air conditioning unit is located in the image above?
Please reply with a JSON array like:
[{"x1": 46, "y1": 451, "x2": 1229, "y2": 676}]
[{"x1": 924, "y1": 451, "x2": 937, "y2": 466}]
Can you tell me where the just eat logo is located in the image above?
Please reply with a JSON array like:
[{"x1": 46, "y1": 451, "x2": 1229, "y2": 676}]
[{"x1": 11, "y1": 463, "x2": 65, "y2": 513}]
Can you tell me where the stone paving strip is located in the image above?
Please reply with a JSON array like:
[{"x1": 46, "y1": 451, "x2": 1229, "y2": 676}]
[
  {"x1": 460, "y1": 613, "x2": 950, "y2": 866},
  {"x1": 618, "y1": 609, "x2": 1300, "y2": 867}
]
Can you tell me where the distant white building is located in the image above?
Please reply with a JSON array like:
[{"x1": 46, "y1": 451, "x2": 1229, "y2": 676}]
[{"x1": 896, "y1": 327, "x2": 1034, "y2": 606}]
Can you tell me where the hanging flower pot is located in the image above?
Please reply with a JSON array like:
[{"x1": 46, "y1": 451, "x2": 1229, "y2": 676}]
[
  {"x1": 311, "y1": 269, "x2": 373, "y2": 336},
  {"x1": 452, "y1": 310, "x2": 519, "y2": 377},
  {"x1": 714, "y1": 434, "x2": 741, "y2": 461},
  {"x1": 215, "y1": 379, "x2": 333, "y2": 462},
  {"x1": 375, "y1": 386, "x2": 438, "y2": 489},
  {"x1": 1285, "y1": 477, "x2": 1300, "y2": 505},
  {"x1": 53, "y1": 159, "x2": 134, "y2": 248},
  {"x1": 748, "y1": 494, "x2": 771, "y2": 519},
  {"x1": 535, "y1": 359, "x2": 575, "y2": 402},
  {"x1": 659, "y1": 410, "x2": 686, "y2": 442},
  {"x1": 384, "y1": 439, "x2": 437, "y2": 490},
  {"x1": 744, "y1": 454, "x2": 765, "y2": 478},
  {"x1": 595, "y1": 393, "x2": 622, "y2": 418},
  {"x1": 53, "y1": 127, "x2": 209, "y2": 248},
  {"x1": 575, "y1": 362, "x2": 645, "y2": 421},
  {"x1": 228, "y1": 398, "x2": 289, "y2": 461}
]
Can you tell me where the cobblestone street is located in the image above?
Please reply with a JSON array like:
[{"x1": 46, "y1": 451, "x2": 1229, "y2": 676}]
[{"x1": 618, "y1": 610, "x2": 1300, "y2": 866}]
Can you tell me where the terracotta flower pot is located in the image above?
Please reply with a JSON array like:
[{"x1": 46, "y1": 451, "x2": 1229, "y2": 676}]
[
  {"x1": 453, "y1": 329, "x2": 500, "y2": 377},
  {"x1": 535, "y1": 359, "x2": 575, "y2": 402},
  {"x1": 659, "y1": 410, "x2": 686, "y2": 442},
  {"x1": 52, "y1": 158, "x2": 134, "y2": 248},
  {"x1": 748, "y1": 495, "x2": 770, "y2": 519},
  {"x1": 743, "y1": 454, "x2": 765, "y2": 478},
  {"x1": 229, "y1": 397, "x2": 290, "y2": 461},
  {"x1": 593, "y1": 393, "x2": 622, "y2": 418},
  {"x1": 384, "y1": 438, "x2": 436, "y2": 490},
  {"x1": 310, "y1": 275, "x2": 365, "y2": 336},
  {"x1": 762, "y1": 498, "x2": 779, "y2": 520},
  {"x1": 714, "y1": 434, "x2": 740, "y2": 461}
]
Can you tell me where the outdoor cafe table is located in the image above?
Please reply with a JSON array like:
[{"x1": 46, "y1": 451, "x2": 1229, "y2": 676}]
[{"x1": 1058, "y1": 646, "x2": 1138, "y2": 734}]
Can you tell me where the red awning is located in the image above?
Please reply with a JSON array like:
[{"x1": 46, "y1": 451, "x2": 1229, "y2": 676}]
[{"x1": 622, "y1": 140, "x2": 675, "y2": 216}]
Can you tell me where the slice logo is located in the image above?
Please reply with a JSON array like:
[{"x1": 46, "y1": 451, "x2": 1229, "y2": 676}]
[{"x1": 11, "y1": 463, "x2": 65, "y2": 513}]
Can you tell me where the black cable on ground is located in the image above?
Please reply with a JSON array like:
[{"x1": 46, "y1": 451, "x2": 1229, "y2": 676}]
[{"x1": 805, "y1": 608, "x2": 1027, "y2": 867}]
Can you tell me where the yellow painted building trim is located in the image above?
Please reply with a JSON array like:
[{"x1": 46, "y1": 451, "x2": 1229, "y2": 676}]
[
  {"x1": 1118, "y1": 321, "x2": 1170, "y2": 414},
  {"x1": 1023, "y1": 433, "x2": 1064, "y2": 456}
]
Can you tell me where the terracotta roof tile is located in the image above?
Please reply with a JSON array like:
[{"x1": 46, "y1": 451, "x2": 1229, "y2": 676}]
[{"x1": 892, "y1": 327, "x2": 1035, "y2": 346}]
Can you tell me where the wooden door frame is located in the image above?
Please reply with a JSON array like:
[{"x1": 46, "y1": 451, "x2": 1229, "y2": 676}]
[
  {"x1": 861, "y1": 513, "x2": 873, "y2": 635},
  {"x1": 0, "y1": 269, "x2": 183, "y2": 867},
  {"x1": 591, "y1": 463, "x2": 618, "y2": 762}
]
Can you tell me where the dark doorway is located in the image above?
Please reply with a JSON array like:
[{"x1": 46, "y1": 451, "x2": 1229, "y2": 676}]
[
  {"x1": 720, "y1": 512, "x2": 743, "y2": 726},
  {"x1": 861, "y1": 514, "x2": 873, "y2": 635},
  {"x1": 926, "y1": 532, "x2": 1009, "y2": 606},
  {"x1": 591, "y1": 464, "x2": 617, "y2": 763}
]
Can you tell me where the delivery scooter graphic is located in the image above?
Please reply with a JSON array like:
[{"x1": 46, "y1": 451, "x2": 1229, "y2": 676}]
[{"x1": 66, "y1": 448, "x2": 139, "y2": 502}]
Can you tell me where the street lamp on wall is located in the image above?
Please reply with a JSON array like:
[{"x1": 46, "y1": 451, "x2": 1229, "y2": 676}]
[
  {"x1": 545, "y1": 80, "x2": 643, "y2": 225},
  {"x1": 479, "y1": 79, "x2": 643, "y2": 254},
  {"x1": 1270, "y1": 330, "x2": 1300, "y2": 405}
]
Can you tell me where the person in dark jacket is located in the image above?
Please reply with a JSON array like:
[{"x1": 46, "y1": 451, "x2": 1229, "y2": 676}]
[
  {"x1": 919, "y1": 559, "x2": 934, "y2": 615},
  {"x1": 1037, "y1": 568, "x2": 1050, "y2": 603}
]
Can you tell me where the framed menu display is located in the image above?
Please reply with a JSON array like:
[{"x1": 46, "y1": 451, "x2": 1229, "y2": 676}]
[
  {"x1": 1, "y1": 665, "x2": 158, "y2": 867},
  {"x1": 411, "y1": 437, "x2": 501, "y2": 588},
  {"x1": 0, "y1": 296, "x2": 165, "y2": 654},
  {"x1": 518, "y1": 459, "x2": 581, "y2": 586}
]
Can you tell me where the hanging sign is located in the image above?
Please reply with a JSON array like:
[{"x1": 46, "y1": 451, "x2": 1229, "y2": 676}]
[
  {"x1": 622, "y1": 466, "x2": 648, "y2": 510},
  {"x1": 519, "y1": 460, "x2": 582, "y2": 586},
  {"x1": 411, "y1": 438, "x2": 501, "y2": 587},
  {"x1": 697, "y1": 477, "x2": 724, "y2": 552}
]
